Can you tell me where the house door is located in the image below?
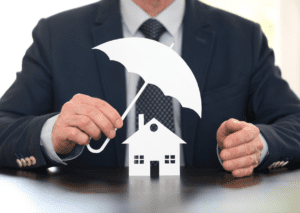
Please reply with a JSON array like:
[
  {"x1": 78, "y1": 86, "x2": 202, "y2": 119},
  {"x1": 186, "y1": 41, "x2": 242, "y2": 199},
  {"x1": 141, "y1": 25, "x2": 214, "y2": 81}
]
[{"x1": 150, "y1": 161, "x2": 159, "y2": 178}]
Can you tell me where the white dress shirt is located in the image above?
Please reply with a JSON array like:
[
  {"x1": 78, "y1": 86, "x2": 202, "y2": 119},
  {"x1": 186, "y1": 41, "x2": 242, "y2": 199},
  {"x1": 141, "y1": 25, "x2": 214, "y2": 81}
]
[
  {"x1": 40, "y1": 0, "x2": 268, "y2": 167},
  {"x1": 120, "y1": 0, "x2": 185, "y2": 166}
]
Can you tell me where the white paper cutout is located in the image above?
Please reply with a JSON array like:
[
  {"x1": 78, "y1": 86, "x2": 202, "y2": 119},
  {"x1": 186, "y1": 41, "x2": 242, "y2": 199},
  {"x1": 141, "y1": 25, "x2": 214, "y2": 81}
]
[
  {"x1": 88, "y1": 38, "x2": 202, "y2": 164},
  {"x1": 122, "y1": 114, "x2": 186, "y2": 176}
]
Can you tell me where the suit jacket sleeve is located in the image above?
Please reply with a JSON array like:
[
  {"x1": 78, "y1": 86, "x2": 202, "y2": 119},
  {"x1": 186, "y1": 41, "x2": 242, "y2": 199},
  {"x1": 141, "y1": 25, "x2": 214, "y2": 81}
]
[
  {"x1": 0, "y1": 18, "x2": 61, "y2": 169},
  {"x1": 248, "y1": 23, "x2": 300, "y2": 171},
  {"x1": 40, "y1": 114, "x2": 85, "y2": 165}
]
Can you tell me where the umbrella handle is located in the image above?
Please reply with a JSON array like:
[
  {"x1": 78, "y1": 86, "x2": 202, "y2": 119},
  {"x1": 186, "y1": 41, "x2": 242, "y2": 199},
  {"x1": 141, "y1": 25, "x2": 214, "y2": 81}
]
[
  {"x1": 87, "y1": 134, "x2": 114, "y2": 154},
  {"x1": 87, "y1": 82, "x2": 148, "y2": 154}
]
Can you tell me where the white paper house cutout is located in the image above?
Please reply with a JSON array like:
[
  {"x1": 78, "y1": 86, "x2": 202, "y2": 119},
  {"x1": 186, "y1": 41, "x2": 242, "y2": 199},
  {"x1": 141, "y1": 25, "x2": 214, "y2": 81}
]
[{"x1": 122, "y1": 114, "x2": 186, "y2": 176}]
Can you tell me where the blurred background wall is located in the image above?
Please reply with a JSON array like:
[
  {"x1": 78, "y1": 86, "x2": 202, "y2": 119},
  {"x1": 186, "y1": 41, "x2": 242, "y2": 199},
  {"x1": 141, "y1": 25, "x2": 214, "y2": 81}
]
[
  {"x1": 201, "y1": 0, "x2": 300, "y2": 97},
  {"x1": 0, "y1": 0, "x2": 299, "y2": 98}
]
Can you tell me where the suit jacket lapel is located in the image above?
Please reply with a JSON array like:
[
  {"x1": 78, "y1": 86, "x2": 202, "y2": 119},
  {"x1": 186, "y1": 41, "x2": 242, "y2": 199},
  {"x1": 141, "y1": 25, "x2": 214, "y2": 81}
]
[
  {"x1": 181, "y1": 0, "x2": 216, "y2": 166},
  {"x1": 91, "y1": 0, "x2": 127, "y2": 167}
]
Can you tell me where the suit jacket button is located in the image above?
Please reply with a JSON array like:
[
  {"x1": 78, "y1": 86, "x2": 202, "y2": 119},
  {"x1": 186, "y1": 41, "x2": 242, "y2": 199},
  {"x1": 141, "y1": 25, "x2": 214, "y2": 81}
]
[
  {"x1": 20, "y1": 158, "x2": 27, "y2": 167},
  {"x1": 25, "y1": 157, "x2": 31, "y2": 166},
  {"x1": 281, "y1": 161, "x2": 289, "y2": 167},
  {"x1": 30, "y1": 156, "x2": 36, "y2": 165},
  {"x1": 274, "y1": 161, "x2": 281, "y2": 168},
  {"x1": 268, "y1": 162, "x2": 275, "y2": 170},
  {"x1": 16, "y1": 159, "x2": 22, "y2": 168}
]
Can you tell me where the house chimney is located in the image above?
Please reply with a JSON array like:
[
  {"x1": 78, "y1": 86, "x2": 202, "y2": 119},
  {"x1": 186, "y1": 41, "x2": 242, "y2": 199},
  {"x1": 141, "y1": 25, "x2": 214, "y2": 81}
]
[{"x1": 139, "y1": 114, "x2": 144, "y2": 130}]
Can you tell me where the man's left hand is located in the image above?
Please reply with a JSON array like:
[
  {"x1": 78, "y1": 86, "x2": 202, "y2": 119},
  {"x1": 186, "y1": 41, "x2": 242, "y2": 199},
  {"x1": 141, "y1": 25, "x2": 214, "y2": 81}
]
[{"x1": 216, "y1": 118, "x2": 264, "y2": 178}]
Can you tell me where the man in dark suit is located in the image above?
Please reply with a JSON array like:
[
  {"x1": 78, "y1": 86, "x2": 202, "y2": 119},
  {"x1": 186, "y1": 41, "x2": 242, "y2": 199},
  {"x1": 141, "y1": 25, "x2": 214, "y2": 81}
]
[{"x1": 1, "y1": 0, "x2": 300, "y2": 178}]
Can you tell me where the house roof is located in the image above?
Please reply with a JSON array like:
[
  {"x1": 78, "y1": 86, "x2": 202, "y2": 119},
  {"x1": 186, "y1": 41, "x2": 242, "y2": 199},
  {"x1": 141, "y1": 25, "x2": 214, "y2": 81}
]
[{"x1": 122, "y1": 118, "x2": 187, "y2": 144}]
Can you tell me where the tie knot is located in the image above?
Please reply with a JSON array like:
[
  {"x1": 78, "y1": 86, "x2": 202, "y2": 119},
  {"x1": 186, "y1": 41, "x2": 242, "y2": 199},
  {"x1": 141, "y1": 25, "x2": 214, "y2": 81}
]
[{"x1": 139, "y1": 19, "x2": 166, "y2": 41}]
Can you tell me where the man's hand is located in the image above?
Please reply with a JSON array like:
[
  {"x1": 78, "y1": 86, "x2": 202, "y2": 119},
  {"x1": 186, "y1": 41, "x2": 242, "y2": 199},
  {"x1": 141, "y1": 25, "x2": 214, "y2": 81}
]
[
  {"x1": 52, "y1": 94, "x2": 123, "y2": 155},
  {"x1": 216, "y1": 118, "x2": 264, "y2": 178}
]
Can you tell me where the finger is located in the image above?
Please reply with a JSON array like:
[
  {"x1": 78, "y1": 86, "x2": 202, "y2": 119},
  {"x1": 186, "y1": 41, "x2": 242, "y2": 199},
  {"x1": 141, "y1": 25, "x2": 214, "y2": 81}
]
[
  {"x1": 65, "y1": 127, "x2": 91, "y2": 146},
  {"x1": 232, "y1": 166, "x2": 254, "y2": 178},
  {"x1": 73, "y1": 104, "x2": 116, "y2": 139},
  {"x1": 216, "y1": 120, "x2": 227, "y2": 144},
  {"x1": 67, "y1": 115, "x2": 101, "y2": 141},
  {"x1": 223, "y1": 126, "x2": 259, "y2": 148},
  {"x1": 222, "y1": 153, "x2": 259, "y2": 171},
  {"x1": 72, "y1": 94, "x2": 123, "y2": 129},
  {"x1": 224, "y1": 118, "x2": 248, "y2": 134},
  {"x1": 220, "y1": 137, "x2": 263, "y2": 161},
  {"x1": 217, "y1": 119, "x2": 248, "y2": 148}
]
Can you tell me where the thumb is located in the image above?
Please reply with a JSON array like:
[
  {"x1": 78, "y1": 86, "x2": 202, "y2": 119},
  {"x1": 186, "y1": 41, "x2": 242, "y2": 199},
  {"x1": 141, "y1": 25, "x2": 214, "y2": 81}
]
[{"x1": 216, "y1": 118, "x2": 248, "y2": 148}]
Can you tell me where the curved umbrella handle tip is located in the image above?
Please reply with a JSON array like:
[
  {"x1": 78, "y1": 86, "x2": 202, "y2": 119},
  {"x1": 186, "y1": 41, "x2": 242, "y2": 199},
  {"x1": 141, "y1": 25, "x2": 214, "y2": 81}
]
[
  {"x1": 87, "y1": 137, "x2": 111, "y2": 154},
  {"x1": 87, "y1": 144, "x2": 103, "y2": 154}
]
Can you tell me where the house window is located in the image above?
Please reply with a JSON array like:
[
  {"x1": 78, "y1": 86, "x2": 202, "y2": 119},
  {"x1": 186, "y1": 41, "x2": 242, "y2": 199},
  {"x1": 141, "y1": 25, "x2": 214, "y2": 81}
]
[
  {"x1": 134, "y1": 155, "x2": 144, "y2": 164},
  {"x1": 165, "y1": 155, "x2": 175, "y2": 164},
  {"x1": 150, "y1": 124, "x2": 158, "y2": 132}
]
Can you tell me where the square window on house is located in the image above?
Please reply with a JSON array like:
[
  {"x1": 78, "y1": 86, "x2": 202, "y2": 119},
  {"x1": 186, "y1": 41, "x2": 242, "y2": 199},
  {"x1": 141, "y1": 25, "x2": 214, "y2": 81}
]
[
  {"x1": 140, "y1": 155, "x2": 144, "y2": 159},
  {"x1": 171, "y1": 155, "x2": 175, "y2": 159},
  {"x1": 134, "y1": 155, "x2": 139, "y2": 159},
  {"x1": 165, "y1": 155, "x2": 169, "y2": 159},
  {"x1": 140, "y1": 160, "x2": 144, "y2": 164},
  {"x1": 171, "y1": 160, "x2": 175, "y2": 164},
  {"x1": 134, "y1": 160, "x2": 139, "y2": 164},
  {"x1": 165, "y1": 160, "x2": 169, "y2": 164}
]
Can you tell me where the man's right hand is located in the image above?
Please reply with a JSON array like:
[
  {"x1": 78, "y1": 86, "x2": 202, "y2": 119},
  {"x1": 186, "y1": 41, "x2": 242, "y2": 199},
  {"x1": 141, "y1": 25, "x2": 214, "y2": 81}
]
[{"x1": 52, "y1": 94, "x2": 123, "y2": 155}]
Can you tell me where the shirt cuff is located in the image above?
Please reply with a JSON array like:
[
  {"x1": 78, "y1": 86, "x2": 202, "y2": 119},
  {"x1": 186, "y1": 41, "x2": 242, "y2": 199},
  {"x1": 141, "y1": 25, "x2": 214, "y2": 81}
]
[
  {"x1": 216, "y1": 133, "x2": 269, "y2": 165},
  {"x1": 40, "y1": 114, "x2": 84, "y2": 165},
  {"x1": 259, "y1": 133, "x2": 269, "y2": 164}
]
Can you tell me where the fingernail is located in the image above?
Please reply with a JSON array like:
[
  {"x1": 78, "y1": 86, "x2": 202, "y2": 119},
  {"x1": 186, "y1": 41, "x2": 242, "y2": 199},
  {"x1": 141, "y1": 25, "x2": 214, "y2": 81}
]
[
  {"x1": 110, "y1": 130, "x2": 116, "y2": 138},
  {"x1": 116, "y1": 118, "x2": 122, "y2": 127}
]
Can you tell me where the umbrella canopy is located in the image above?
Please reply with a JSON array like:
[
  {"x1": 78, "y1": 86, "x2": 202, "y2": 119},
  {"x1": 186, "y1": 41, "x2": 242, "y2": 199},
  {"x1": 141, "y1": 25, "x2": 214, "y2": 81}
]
[
  {"x1": 87, "y1": 37, "x2": 202, "y2": 154},
  {"x1": 95, "y1": 37, "x2": 202, "y2": 117}
]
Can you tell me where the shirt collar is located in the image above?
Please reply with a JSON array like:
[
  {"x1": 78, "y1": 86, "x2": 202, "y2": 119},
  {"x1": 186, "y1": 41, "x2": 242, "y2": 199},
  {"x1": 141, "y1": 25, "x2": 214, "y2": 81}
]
[{"x1": 120, "y1": 0, "x2": 185, "y2": 37}]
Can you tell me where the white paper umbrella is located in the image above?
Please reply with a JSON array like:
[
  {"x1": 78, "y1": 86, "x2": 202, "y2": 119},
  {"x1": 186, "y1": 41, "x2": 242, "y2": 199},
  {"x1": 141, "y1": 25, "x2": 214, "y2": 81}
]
[{"x1": 87, "y1": 37, "x2": 202, "y2": 153}]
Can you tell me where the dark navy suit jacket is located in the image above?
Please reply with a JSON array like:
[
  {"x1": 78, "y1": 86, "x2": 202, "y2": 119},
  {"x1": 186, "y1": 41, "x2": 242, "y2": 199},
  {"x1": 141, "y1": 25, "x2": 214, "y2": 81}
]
[{"x1": 1, "y1": 0, "x2": 300, "y2": 170}]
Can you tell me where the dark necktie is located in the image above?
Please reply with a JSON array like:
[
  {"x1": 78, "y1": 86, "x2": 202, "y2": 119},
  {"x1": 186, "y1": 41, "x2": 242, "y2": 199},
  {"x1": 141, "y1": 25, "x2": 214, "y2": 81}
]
[{"x1": 135, "y1": 19, "x2": 175, "y2": 133}]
